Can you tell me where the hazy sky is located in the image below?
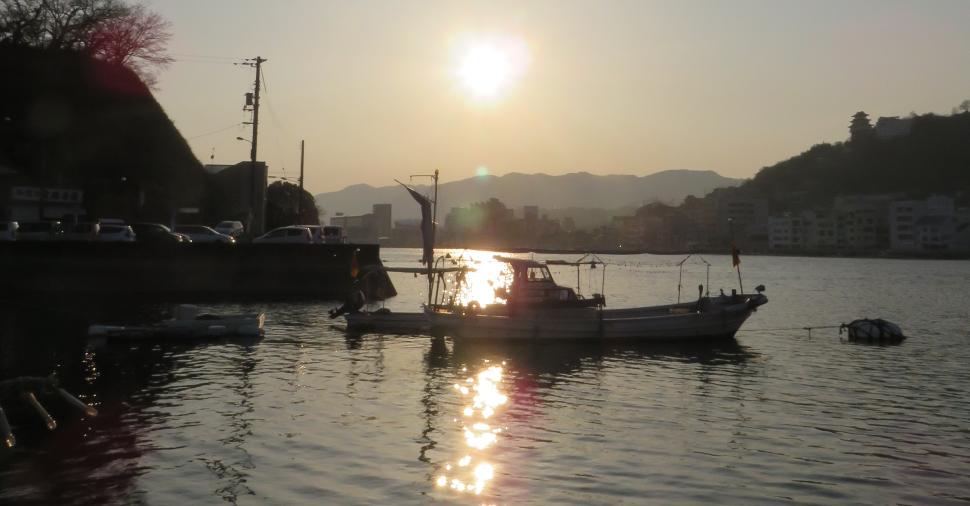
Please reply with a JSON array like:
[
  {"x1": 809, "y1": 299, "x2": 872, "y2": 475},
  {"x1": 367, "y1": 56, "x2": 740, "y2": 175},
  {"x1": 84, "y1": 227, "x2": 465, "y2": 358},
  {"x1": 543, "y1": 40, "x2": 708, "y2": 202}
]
[{"x1": 149, "y1": 0, "x2": 970, "y2": 194}]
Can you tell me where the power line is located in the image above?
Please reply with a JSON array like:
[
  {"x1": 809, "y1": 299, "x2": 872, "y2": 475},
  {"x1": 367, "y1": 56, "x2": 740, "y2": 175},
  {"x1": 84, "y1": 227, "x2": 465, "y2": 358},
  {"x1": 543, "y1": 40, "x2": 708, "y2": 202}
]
[
  {"x1": 186, "y1": 122, "x2": 244, "y2": 140},
  {"x1": 170, "y1": 53, "x2": 242, "y2": 61}
]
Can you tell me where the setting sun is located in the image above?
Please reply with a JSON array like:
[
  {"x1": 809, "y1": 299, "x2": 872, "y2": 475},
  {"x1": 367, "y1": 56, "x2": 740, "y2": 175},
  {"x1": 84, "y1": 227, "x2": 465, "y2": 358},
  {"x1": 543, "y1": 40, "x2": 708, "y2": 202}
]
[{"x1": 454, "y1": 36, "x2": 529, "y2": 101}]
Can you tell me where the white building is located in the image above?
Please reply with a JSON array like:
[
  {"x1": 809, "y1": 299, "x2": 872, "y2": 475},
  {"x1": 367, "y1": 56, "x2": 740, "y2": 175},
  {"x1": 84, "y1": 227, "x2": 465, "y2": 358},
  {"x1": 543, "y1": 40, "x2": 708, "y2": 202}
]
[
  {"x1": 889, "y1": 200, "x2": 924, "y2": 251},
  {"x1": 834, "y1": 195, "x2": 894, "y2": 251},
  {"x1": 889, "y1": 195, "x2": 964, "y2": 253},
  {"x1": 768, "y1": 210, "x2": 837, "y2": 251},
  {"x1": 769, "y1": 213, "x2": 806, "y2": 250}
]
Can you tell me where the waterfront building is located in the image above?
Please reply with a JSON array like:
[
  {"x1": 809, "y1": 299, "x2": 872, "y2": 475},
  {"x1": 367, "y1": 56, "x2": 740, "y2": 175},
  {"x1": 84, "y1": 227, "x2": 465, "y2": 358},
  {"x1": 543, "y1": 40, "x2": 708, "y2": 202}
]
[
  {"x1": 716, "y1": 196, "x2": 768, "y2": 249},
  {"x1": 372, "y1": 204, "x2": 392, "y2": 239},
  {"x1": 808, "y1": 212, "x2": 837, "y2": 250},
  {"x1": 1, "y1": 164, "x2": 86, "y2": 221},
  {"x1": 768, "y1": 214, "x2": 805, "y2": 250},
  {"x1": 205, "y1": 161, "x2": 268, "y2": 235},
  {"x1": 330, "y1": 203, "x2": 393, "y2": 242},
  {"x1": 768, "y1": 210, "x2": 836, "y2": 252},
  {"x1": 768, "y1": 210, "x2": 836, "y2": 251},
  {"x1": 913, "y1": 215, "x2": 959, "y2": 252},
  {"x1": 889, "y1": 200, "x2": 924, "y2": 251},
  {"x1": 833, "y1": 195, "x2": 893, "y2": 251},
  {"x1": 888, "y1": 195, "x2": 967, "y2": 253}
]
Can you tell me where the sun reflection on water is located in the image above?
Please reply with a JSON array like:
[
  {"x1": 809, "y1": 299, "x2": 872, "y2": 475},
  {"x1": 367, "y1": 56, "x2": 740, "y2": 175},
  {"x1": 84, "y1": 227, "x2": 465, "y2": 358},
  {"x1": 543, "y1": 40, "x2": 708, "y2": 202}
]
[
  {"x1": 450, "y1": 251, "x2": 512, "y2": 308},
  {"x1": 435, "y1": 362, "x2": 508, "y2": 498}
]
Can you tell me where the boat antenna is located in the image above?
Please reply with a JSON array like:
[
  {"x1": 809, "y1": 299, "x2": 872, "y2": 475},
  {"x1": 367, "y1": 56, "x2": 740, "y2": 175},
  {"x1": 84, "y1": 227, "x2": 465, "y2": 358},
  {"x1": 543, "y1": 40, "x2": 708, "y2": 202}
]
[{"x1": 677, "y1": 254, "x2": 711, "y2": 302}]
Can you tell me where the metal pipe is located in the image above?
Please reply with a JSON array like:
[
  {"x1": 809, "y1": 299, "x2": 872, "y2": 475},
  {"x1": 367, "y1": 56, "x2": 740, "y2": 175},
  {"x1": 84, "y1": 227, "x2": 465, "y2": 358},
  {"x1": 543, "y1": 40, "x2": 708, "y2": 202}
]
[
  {"x1": 23, "y1": 391, "x2": 56, "y2": 430},
  {"x1": 58, "y1": 388, "x2": 98, "y2": 418},
  {"x1": 0, "y1": 404, "x2": 15, "y2": 448}
]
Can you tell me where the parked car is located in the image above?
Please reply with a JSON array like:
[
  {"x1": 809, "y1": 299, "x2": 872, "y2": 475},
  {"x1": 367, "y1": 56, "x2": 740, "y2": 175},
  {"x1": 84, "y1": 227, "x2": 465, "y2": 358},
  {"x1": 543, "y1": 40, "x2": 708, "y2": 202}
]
[
  {"x1": 253, "y1": 226, "x2": 314, "y2": 244},
  {"x1": 214, "y1": 220, "x2": 245, "y2": 237},
  {"x1": 298, "y1": 225, "x2": 345, "y2": 244},
  {"x1": 130, "y1": 223, "x2": 187, "y2": 244},
  {"x1": 17, "y1": 221, "x2": 63, "y2": 241},
  {"x1": 175, "y1": 225, "x2": 235, "y2": 244},
  {"x1": 0, "y1": 221, "x2": 18, "y2": 241},
  {"x1": 322, "y1": 226, "x2": 346, "y2": 244},
  {"x1": 97, "y1": 224, "x2": 136, "y2": 242},
  {"x1": 64, "y1": 222, "x2": 100, "y2": 241},
  {"x1": 300, "y1": 225, "x2": 325, "y2": 243}
]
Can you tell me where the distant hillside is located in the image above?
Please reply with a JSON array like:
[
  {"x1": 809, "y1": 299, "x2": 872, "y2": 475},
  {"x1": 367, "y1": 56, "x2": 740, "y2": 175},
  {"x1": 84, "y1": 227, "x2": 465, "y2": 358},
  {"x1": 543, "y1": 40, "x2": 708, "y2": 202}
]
[
  {"x1": 316, "y1": 170, "x2": 741, "y2": 222},
  {"x1": 722, "y1": 112, "x2": 970, "y2": 211}
]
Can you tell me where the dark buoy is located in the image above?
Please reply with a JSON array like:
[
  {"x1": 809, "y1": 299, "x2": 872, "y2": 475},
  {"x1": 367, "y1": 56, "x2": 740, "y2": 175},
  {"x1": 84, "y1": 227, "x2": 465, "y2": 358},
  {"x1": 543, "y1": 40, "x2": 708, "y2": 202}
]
[{"x1": 840, "y1": 319, "x2": 906, "y2": 343}]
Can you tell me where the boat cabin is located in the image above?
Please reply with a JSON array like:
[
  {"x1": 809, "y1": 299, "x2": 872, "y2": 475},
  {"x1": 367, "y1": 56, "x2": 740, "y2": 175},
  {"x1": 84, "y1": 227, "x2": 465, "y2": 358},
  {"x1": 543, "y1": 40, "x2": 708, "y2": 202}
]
[{"x1": 496, "y1": 257, "x2": 604, "y2": 308}]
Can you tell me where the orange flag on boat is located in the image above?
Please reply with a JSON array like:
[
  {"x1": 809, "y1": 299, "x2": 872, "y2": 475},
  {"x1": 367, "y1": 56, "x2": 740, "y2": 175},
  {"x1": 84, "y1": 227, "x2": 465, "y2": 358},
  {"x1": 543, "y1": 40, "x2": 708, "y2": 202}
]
[
  {"x1": 731, "y1": 243, "x2": 741, "y2": 267},
  {"x1": 350, "y1": 249, "x2": 360, "y2": 278}
]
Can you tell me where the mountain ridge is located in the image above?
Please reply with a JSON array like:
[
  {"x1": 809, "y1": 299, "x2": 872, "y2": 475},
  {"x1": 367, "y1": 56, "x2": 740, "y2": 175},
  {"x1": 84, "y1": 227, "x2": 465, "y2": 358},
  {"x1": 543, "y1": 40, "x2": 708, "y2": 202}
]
[{"x1": 315, "y1": 169, "x2": 741, "y2": 222}]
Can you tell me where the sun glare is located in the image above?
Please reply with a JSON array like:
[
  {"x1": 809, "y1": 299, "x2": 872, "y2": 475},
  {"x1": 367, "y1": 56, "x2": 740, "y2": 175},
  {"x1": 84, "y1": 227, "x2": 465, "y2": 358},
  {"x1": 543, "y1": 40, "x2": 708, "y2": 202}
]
[{"x1": 454, "y1": 36, "x2": 529, "y2": 101}]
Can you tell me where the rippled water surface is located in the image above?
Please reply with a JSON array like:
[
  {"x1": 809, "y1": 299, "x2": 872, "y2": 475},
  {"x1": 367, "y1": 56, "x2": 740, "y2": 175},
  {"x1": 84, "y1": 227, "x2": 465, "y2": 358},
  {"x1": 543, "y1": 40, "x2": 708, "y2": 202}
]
[{"x1": 1, "y1": 249, "x2": 969, "y2": 505}]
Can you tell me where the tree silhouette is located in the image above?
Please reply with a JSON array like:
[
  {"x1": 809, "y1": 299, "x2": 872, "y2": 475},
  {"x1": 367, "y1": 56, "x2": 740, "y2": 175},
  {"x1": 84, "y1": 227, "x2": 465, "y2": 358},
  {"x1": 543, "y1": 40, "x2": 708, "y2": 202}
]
[
  {"x1": 86, "y1": 4, "x2": 172, "y2": 88},
  {"x1": 265, "y1": 181, "x2": 320, "y2": 230},
  {"x1": 0, "y1": 0, "x2": 171, "y2": 88}
]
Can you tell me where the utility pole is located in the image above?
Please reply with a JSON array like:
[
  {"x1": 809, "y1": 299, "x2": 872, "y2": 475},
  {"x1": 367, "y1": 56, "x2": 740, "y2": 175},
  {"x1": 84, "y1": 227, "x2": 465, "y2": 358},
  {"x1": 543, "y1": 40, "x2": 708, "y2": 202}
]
[
  {"x1": 298, "y1": 139, "x2": 305, "y2": 221},
  {"x1": 240, "y1": 56, "x2": 267, "y2": 235}
]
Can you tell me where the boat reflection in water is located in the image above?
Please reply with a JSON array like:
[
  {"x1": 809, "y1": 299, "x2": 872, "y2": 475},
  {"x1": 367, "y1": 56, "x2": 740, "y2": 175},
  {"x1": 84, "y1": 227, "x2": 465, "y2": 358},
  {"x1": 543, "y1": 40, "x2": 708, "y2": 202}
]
[{"x1": 433, "y1": 361, "x2": 507, "y2": 498}]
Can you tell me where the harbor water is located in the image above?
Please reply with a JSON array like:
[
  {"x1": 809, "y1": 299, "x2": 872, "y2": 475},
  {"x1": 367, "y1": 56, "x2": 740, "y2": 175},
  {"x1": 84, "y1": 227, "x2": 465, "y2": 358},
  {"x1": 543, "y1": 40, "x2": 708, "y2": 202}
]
[{"x1": 1, "y1": 249, "x2": 969, "y2": 504}]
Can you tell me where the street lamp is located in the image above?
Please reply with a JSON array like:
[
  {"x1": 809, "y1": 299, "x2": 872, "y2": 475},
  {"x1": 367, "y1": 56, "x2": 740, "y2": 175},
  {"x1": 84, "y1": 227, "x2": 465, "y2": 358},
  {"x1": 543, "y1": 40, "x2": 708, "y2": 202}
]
[{"x1": 236, "y1": 136, "x2": 251, "y2": 143}]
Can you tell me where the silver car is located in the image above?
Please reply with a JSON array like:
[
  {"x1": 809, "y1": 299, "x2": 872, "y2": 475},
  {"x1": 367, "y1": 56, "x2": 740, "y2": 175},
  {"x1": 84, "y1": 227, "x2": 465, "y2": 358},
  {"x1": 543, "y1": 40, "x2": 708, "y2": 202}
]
[
  {"x1": 64, "y1": 222, "x2": 100, "y2": 241},
  {"x1": 214, "y1": 220, "x2": 245, "y2": 237},
  {"x1": 97, "y1": 224, "x2": 136, "y2": 242},
  {"x1": 253, "y1": 226, "x2": 314, "y2": 244},
  {"x1": 17, "y1": 221, "x2": 63, "y2": 241},
  {"x1": 175, "y1": 225, "x2": 235, "y2": 244}
]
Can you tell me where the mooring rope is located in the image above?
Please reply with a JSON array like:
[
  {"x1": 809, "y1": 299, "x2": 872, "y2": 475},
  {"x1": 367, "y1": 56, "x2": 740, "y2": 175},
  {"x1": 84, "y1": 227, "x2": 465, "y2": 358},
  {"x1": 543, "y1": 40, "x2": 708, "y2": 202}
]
[{"x1": 743, "y1": 324, "x2": 843, "y2": 333}]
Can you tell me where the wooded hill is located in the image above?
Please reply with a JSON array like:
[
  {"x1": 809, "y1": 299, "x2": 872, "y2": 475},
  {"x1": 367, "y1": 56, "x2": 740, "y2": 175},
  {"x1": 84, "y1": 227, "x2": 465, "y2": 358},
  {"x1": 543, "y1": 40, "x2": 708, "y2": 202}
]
[{"x1": 717, "y1": 112, "x2": 970, "y2": 211}]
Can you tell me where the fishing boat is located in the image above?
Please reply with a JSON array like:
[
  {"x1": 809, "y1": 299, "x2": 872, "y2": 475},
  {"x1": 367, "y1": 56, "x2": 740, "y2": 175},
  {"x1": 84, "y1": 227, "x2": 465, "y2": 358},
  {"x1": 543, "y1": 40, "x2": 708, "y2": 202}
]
[
  {"x1": 87, "y1": 304, "x2": 265, "y2": 340},
  {"x1": 427, "y1": 256, "x2": 767, "y2": 341},
  {"x1": 338, "y1": 172, "x2": 768, "y2": 341}
]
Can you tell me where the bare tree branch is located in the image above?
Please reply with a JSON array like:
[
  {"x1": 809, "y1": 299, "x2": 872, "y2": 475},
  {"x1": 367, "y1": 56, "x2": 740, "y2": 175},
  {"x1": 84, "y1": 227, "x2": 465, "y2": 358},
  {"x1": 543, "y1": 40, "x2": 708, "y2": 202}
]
[{"x1": 1, "y1": 0, "x2": 172, "y2": 88}]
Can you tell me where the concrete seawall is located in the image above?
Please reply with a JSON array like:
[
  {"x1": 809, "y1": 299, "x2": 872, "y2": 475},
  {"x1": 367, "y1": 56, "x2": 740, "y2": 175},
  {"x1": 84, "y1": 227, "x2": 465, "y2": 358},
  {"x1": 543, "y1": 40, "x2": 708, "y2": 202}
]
[{"x1": 0, "y1": 242, "x2": 390, "y2": 300}]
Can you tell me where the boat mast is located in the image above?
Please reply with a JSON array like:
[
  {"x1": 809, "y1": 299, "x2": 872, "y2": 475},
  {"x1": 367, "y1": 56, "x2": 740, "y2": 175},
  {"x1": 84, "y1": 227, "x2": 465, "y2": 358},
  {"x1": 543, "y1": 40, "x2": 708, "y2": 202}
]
[{"x1": 410, "y1": 170, "x2": 439, "y2": 306}]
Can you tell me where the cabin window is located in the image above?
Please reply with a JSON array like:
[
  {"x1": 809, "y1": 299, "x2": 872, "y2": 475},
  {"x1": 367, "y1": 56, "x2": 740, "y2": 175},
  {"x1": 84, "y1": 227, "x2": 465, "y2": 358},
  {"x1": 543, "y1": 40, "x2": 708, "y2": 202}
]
[{"x1": 526, "y1": 266, "x2": 552, "y2": 282}]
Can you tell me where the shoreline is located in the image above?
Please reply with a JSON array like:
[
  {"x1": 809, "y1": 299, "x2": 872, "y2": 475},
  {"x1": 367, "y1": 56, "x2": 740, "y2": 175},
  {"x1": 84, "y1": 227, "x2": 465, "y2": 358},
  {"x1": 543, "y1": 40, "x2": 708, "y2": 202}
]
[{"x1": 399, "y1": 244, "x2": 970, "y2": 260}]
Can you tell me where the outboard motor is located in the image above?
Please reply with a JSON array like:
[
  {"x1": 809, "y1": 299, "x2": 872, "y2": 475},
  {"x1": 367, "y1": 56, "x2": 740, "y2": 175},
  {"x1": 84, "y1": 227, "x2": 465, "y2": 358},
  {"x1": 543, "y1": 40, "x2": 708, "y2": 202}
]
[{"x1": 329, "y1": 287, "x2": 366, "y2": 319}]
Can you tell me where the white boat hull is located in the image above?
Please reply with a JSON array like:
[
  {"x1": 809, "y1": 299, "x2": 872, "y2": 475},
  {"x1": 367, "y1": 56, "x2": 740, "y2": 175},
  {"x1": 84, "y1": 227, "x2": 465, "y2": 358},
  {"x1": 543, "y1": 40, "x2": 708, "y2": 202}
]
[
  {"x1": 346, "y1": 294, "x2": 767, "y2": 341},
  {"x1": 344, "y1": 310, "x2": 431, "y2": 333}
]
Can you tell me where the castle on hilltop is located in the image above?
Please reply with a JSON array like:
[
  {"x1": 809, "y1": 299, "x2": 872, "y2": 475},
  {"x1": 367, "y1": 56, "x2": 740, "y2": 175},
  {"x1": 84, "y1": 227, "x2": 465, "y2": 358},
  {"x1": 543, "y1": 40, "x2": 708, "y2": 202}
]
[{"x1": 850, "y1": 111, "x2": 913, "y2": 141}]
